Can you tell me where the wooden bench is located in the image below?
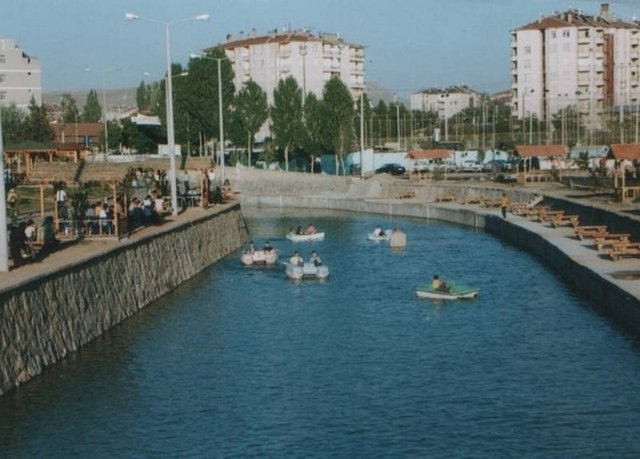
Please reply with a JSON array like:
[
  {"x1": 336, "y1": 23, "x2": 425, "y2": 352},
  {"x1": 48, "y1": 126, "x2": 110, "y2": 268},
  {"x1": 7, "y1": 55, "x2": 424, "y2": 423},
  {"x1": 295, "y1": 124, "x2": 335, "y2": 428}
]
[
  {"x1": 459, "y1": 195, "x2": 484, "y2": 205},
  {"x1": 575, "y1": 225, "x2": 608, "y2": 241},
  {"x1": 482, "y1": 199, "x2": 501, "y2": 208},
  {"x1": 521, "y1": 206, "x2": 551, "y2": 219},
  {"x1": 396, "y1": 191, "x2": 416, "y2": 199},
  {"x1": 593, "y1": 234, "x2": 631, "y2": 251},
  {"x1": 607, "y1": 243, "x2": 640, "y2": 261},
  {"x1": 434, "y1": 194, "x2": 456, "y2": 202},
  {"x1": 535, "y1": 210, "x2": 564, "y2": 223},
  {"x1": 550, "y1": 214, "x2": 580, "y2": 228}
]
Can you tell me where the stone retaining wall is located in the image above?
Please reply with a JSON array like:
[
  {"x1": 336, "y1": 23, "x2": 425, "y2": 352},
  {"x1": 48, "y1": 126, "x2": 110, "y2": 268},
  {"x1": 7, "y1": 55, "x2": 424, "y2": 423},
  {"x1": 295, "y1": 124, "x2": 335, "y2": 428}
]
[{"x1": 0, "y1": 204, "x2": 248, "y2": 395}]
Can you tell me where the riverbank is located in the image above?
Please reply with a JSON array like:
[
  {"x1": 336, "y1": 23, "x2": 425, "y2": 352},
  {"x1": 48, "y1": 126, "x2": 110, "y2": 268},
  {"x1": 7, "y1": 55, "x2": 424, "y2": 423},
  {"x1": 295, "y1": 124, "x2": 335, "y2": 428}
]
[
  {"x1": 232, "y1": 169, "x2": 640, "y2": 333},
  {"x1": 0, "y1": 202, "x2": 248, "y2": 395}
]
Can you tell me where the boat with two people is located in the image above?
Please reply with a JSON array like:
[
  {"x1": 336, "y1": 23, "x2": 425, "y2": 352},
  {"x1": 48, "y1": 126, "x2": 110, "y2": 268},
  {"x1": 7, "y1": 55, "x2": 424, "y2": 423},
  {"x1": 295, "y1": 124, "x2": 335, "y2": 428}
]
[
  {"x1": 241, "y1": 240, "x2": 279, "y2": 266},
  {"x1": 285, "y1": 250, "x2": 329, "y2": 280},
  {"x1": 287, "y1": 223, "x2": 325, "y2": 242}
]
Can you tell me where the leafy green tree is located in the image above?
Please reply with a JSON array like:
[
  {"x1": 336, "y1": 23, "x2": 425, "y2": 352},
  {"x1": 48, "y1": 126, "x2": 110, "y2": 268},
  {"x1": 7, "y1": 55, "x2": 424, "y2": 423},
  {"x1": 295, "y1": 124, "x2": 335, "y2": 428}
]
[
  {"x1": 98, "y1": 120, "x2": 123, "y2": 151},
  {"x1": 59, "y1": 93, "x2": 80, "y2": 124},
  {"x1": 136, "y1": 81, "x2": 150, "y2": 112},
  {"x1": 271, "y1": 76, "x2": 304, "y2": 171},
  {"x1": 233, "y1": 80, "x2": 268, "y2": 165},
  {"x1": 302, "y1": 92, "x2": 326, "y2": 171},
  {"x1": 24, "y1": 96, "x2": 53, "y2": 142},
  {"x1": 120, "y1": 118, "x2": 162, "y2": 154},
  {"x1": 321, "y1": 77, "x2": 355, "y2": 174},
  {"x1": 82, "y1": 89, "x2": 102, "y2": 122},
  {"x1": 0, "y1": 103, "x2": 25, "y2": 146}
]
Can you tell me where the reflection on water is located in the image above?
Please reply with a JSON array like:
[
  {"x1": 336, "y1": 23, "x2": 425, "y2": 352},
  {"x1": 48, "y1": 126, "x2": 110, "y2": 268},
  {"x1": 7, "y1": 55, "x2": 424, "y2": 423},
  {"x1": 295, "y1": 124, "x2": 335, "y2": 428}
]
[{"x1": 2, "y1": 208, "x2": 640, "y2": 457}]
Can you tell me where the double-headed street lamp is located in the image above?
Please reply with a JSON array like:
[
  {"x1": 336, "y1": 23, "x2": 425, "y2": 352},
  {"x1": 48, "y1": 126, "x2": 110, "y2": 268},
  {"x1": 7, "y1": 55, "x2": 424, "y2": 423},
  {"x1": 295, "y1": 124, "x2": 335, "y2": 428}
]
[
  {"x1": 125, "y1": 12, "x2": 209, "y2": 216},
  {"x1": 190, "y1": 52, "x2": 227, "y2": 181}
]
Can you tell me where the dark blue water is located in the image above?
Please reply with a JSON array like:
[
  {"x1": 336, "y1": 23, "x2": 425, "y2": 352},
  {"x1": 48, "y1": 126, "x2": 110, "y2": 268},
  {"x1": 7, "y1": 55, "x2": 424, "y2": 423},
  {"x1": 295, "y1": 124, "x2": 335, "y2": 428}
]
[{"x1": 2, "y1": 208, "x2": 640, "y2": 457}]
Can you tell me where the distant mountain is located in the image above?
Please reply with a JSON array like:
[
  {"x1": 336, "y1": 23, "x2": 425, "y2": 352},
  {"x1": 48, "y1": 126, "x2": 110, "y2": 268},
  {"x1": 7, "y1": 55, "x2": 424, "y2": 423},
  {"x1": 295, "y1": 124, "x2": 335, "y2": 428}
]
[
  {"x1": 45, "y1": 81, "x2": 407, "y2": 110},
  {"x1": 366, "y1": 81, "x2": 409, "y2": 107}
]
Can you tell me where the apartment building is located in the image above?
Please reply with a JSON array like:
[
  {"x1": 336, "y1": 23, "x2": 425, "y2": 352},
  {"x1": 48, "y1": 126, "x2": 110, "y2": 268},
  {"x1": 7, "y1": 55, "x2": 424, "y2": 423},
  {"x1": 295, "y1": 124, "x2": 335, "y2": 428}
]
[
  {"x1": 206, "y1": 28, "x2": 365, "y2": 103},
  {"x1": 511, "y1": 3, "x2": 640, "y2": 128},
  {"x1": 410, "y1": 85, "x2": 480, "y2": 119},
  {"x1": 0, "y1": 38, "x2": 42, "y2": 109}
]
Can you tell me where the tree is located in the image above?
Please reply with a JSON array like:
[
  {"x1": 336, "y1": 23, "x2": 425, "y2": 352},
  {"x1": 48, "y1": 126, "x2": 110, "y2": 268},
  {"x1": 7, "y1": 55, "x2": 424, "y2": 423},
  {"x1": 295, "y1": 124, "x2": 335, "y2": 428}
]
[
  {"x1": 271, "y1": 76, "x2": 304, "y2": 171},
  {"x1": 136, "y1": 81, "x2": 150, "y2": 112},
  {"x1": 302, "y1": 92, "x2": 326, "y2": 171},
  {"x1": 0, "y1": 104, "x2": 25, "y2": 146},
  {"x1": 321, "y1": 77, "x2": 355, "y2": 175},
  {"x1": 233, "y1": 80, "x2": 268, "y2": 165},
  {"x1": 24, "y1": 96, "x2": 53, "y2": 142},
  {"x1": 59, "y1": 93, "x2": 80, "y2": 124},
  {"x1": 82, "y1": 89, "x2": 102, "y2": 122}
]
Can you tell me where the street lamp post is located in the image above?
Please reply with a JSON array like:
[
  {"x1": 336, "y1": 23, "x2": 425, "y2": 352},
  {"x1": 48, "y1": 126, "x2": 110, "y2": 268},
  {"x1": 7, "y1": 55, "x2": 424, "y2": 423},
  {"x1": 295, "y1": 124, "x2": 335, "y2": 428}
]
[
  {"x1": 359, "y1": 90, "x2": 364, "y2": 178},
  {"x1": 126, "y1": 12, "x2": 209, "y2": 216},
  {"x1": 190, "y1": 53, "x2": 227, "y2": 182},
  {"x1": 0, "y1": 105, "x2": 9, "y2": 271},
  {"x1": 85, "y1": 67, "x2": 121, "y2": 154},
  {"x1": 394, "y1": 93, "x2": 400, "y2": 149}
]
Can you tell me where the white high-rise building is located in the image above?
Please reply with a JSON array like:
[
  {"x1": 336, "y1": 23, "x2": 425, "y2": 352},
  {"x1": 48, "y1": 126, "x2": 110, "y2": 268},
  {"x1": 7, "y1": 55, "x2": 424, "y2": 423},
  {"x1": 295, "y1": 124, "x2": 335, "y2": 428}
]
[
  {"x1": 0, "y1": 38, "x2": 42, "y2": 109},
  {"x1": 410, "y1": 85, "x2": 480, "y2": 118},
  {"x1": 511, "y1": 3, "x2": 640, "y2": 130},
  {"x1": 206, "y1": 28, "x2": 365, "y2": 103}
]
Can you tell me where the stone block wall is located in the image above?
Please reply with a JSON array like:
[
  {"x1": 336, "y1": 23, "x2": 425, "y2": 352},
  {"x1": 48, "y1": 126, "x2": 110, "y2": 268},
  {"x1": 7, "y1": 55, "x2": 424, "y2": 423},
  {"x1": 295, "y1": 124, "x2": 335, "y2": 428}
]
[{"x1": 0, "y1": 205, "x2": 248, "y2": 395}]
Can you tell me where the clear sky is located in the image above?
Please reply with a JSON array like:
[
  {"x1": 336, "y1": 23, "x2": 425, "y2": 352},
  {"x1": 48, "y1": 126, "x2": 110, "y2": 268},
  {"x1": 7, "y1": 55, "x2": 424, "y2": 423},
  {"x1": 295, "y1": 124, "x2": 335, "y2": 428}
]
[{"x1": 2, "y1": 0, "x2": 640, "y2": 97}]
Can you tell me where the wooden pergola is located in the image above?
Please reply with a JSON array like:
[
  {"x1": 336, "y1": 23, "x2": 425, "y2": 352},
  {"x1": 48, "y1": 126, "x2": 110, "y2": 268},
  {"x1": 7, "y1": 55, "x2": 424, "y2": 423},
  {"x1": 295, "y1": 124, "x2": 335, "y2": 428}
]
[
  {"x1": 608, "y1": 144, "x2": 640, "y2": 202},
  {"x1": 29, "y1": 157, "x2": 214, "y2": 239},
  {"x1": 405, "y1": 149, "x2": 452, "y2": 180},
  {"x1": 514, "y1": 144, "x2": 567, "y2": 183}
]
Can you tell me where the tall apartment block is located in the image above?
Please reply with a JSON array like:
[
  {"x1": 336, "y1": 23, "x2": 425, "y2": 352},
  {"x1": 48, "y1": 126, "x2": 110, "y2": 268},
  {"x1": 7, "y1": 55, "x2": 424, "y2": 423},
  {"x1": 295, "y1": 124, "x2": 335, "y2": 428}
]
[
  {"x1": 0, "y1": 38, "x2": 42, "y2": 109},
  {"x1": 511, "y1": 3, "x2": 640, "y2": 129},
  {"x1": 410, "y1": 85, "x2": 481, "y2": 119},
  {"x1": 206, "y1": 28, "x2": 365, "y2": 103}
]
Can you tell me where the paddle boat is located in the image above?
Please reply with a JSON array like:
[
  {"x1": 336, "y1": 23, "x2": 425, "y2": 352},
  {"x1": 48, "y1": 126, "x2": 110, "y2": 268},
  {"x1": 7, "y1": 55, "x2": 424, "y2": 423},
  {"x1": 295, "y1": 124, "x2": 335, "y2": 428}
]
[
  {"x1": 367, "y1": 229, "x2": 392, "y2": 241},
  {"x1": 285, "y1": 262, "x2": 330, "y2": 280},
  {"x1": 286, "y1": 232, "x2": 325, "y2": 242},
  {"x1": 241, "y1": 249, "x2": 278, "y2": 266},
  {"x1": 416, "y1": 284, "x2": 479, "y2": 300}
]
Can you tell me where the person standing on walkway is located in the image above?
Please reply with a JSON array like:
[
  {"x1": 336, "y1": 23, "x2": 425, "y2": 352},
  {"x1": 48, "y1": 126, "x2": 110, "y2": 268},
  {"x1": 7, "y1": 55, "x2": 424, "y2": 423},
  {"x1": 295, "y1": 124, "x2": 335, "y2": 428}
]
[{"x1": 500, "y1": 192, "x2": 510, "y2": 219}]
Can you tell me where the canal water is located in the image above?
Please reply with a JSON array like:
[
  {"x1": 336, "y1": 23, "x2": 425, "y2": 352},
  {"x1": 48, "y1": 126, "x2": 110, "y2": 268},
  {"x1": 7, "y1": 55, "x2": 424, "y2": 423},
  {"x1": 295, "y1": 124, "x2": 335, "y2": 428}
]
[{"x1": 2, "y1": 208, "x2": 640, "y2": 457}]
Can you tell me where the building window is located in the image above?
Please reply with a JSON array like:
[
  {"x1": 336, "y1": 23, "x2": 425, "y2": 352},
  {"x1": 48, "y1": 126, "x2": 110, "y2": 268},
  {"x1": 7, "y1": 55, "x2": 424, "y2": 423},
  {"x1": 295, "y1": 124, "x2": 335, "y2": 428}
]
[
  {"x1": 524, "y1": 59, "x2": 531, "y2": 69},
  {"x1": 0, "y1": 74, "x2": 5, "y2": 83},
  {"x1": 0, "y1": 91, "x2": 6, "y2": 100},
  {"x1": 551, "y1": 30, "x2": 557, "y2": 39},
  {"x1": 0, "y1": 54, "x2": 5, "y2": 64},
  {"x1": 563, "y1": 29, "x2": 570, "y2": 38},
  {"x1": 524, "y1": 45, "x2": 531, "y2": 55}
]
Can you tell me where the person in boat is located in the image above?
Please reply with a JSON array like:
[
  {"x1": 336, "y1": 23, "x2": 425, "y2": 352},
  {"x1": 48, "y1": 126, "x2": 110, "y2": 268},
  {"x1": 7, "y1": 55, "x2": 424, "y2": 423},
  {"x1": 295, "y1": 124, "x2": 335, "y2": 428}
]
[
  {"x1": 248, "y1": 240, "x2": 256, "y2": 253},
  {"x1": 263, "y1": 240, "x2": 273, "y2": 252},
  {"x1": 289, "y1": 250, "x2": 303, "y2": 266},
  {"x1": 309, "y1": 251, "x2": 323, "y2": 267},
  {"x1": 296, "y1": 225, "x2": 303, "y2": 235},
  {"x1": 432, "y1": 274, "x2": 450, "y2": 293},
  {"x1": 373, "y1": 225, "x2": 386, "y2": 237},
  {"x1": 306, "y1": 223, "x2": 317, "y2": 235}
]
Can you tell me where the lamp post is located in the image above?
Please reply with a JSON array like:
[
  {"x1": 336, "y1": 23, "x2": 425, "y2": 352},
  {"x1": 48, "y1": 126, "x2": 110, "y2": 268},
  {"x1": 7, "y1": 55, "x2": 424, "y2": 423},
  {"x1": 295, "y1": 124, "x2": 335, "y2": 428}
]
[
  {"x1": 126, "y1": 12, "x2": 209, "y2": 216},
  {"x1": 0, "y1": 105, "x2": 8, "y2": 271},
  {"x1": 394, "y1": 93, "x2": 400, "y2": 149},
  {"x1": 190, "y1": 53, "x2": 227, "y2": 181},
  {"x1": 85, "y1": 67, "x2": 121, "y2": 154},
  {"x1": 359, "y1": 90, "x2": 364, "y2": 178}
]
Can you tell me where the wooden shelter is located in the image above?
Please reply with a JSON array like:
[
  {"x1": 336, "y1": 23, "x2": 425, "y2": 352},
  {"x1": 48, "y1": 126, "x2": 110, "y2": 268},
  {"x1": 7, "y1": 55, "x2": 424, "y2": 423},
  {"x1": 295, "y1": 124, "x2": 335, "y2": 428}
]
[
  {"x1": 405, "y1": 149, "x2": 452, "y2": 180},
  {"x1": 514, "y1": 144, "x2": 567, "y2": 183},
  {"x1": 29, "y1": 156, "x2": 214, "y2": 239},
  {"x1": 608, "y1": 144, "x2": 640, "y2": 202}
]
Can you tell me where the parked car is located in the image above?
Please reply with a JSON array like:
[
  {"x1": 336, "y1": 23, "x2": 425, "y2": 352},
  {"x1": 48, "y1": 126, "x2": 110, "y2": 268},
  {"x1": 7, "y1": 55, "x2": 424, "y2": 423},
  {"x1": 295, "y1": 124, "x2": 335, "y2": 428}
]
[
  {"x1": 460, "y1": 160, "x2": 483, "y2": 173},
  {"x1": 375, "y1": 163, "x2": 406, "y2": 175},
  {"x1": 482, "y1": 159, "x2": 511, "y2": 173}
]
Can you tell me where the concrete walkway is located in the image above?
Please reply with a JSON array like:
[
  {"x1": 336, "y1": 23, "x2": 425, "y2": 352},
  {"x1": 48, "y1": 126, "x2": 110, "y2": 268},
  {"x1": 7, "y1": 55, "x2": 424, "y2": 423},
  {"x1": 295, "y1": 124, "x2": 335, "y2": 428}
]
[{"x1": 0, "y1": 202, "x2": 237, "y2": 293}]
